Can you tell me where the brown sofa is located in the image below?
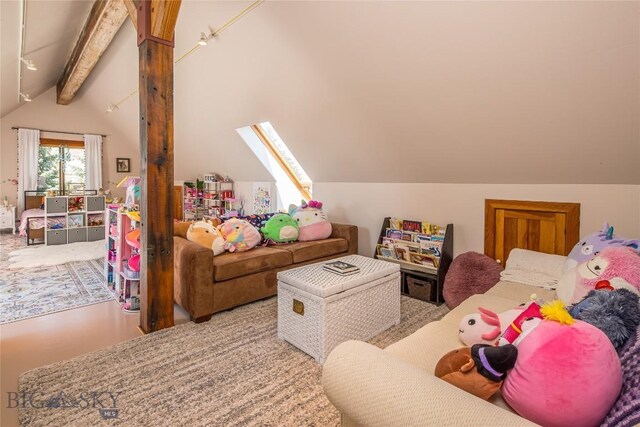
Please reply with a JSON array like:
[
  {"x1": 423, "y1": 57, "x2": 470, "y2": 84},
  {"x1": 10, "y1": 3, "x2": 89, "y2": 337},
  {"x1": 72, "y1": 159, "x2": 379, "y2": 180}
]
[{"x1": 173, "y1": 222, "x2": 358, "y2": 322}]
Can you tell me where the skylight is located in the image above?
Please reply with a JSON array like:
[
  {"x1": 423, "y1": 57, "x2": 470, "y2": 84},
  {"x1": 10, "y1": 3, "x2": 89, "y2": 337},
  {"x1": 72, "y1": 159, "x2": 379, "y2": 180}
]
[{"x1": 237, "y1": 122, "x2": 312, "y2": 210}]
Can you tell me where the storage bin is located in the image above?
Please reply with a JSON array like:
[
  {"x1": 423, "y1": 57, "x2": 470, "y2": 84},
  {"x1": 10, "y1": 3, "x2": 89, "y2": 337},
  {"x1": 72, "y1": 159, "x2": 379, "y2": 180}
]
[
  {"x1": 406, "y1": 276, "x2": 436, "y2": 302},
  {"x1": 277, "y1": 255, "x2": 401, "y2": 363}
]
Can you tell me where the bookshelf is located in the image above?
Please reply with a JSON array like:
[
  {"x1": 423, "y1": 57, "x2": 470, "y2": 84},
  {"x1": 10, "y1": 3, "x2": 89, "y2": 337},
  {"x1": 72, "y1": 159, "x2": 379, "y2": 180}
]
[{"x1": 375, "y1": 217, "x2": 453, "y2": 304}]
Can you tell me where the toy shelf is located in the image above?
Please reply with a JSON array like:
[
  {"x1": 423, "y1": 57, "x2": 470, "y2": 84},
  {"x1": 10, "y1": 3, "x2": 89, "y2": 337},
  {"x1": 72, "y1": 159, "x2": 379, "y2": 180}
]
[
  {"x1": 44, "y1": 195, "x2": 105, "y2": 245},
  {"x1": 105, "y1": 207, "x2": 140, "y2": 312},
  {"x1": 183, "y1": 174, "x2": 235, "y2": 221}
]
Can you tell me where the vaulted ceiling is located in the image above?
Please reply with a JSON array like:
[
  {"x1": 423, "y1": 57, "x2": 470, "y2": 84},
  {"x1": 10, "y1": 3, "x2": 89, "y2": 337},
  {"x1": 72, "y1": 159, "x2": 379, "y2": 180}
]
[
  {"x1": 2, "y1": 1, "x2": 639, "y2": 184},
  {"x1": 0, "y1": 0, "x2": 92, "y2": 117}
]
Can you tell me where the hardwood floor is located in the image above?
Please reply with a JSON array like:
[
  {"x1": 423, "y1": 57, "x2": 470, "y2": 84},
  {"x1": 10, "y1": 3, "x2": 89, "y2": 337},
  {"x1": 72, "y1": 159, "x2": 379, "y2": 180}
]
[{"x1": 0, "y1": 299, "x2": 189, "y2": 426}]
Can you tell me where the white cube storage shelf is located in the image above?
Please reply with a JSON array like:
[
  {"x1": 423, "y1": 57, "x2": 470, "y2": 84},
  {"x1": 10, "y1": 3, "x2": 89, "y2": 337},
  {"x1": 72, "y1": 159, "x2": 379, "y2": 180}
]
[
  {"x1": 277, "y1": 255, "x2": 401, "y2": 364},
  {"x1": 44, "y1": 196, "x2": 105, "y2": 245}
]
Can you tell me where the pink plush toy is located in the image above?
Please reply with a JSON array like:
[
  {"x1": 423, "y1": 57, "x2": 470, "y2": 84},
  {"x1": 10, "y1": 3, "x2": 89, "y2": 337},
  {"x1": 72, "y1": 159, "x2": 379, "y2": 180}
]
[
  {"x1": 503, "y1": 317, "x2": 622, "y2": 427},
  {"x1": 218, "y1": 218, "x2": 261, "y2": 253},
  {"x1": 496, "y1": 302, "x2": 542, "y2": 346},
  {"x1": 458, "y1": 302, "x2": 537, "y2": 346},
  {"x1": 557, "y1": 247, "x2": 640, "y2": 304},
  {"x1": 288, "y1": 200, "x2": 332, "y2": 241}
]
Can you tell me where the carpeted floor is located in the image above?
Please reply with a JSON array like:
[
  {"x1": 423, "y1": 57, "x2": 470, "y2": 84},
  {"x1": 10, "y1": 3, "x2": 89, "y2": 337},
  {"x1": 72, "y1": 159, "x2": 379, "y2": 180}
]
[
  {"x1": 0, "y1": 232, "x2": 112, "y2": 324},
  {"x1": 19, "y1": 296, "x2": 449, "y2": 426}
]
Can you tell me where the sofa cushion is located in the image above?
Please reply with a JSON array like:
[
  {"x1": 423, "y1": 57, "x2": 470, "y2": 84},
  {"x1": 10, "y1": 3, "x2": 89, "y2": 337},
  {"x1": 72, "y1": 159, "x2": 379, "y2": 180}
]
[
  {"x1": 485, "y1": 280, "x2": 557, "y2": 302},
  {"x1": 279, "y1": 238, "x2": 348, "y2": 263},
  {"x1": 213, "y1": 247, "x2": 292, "y2": 281},
  {"x1": 174, "y1": 221, "x2": 191, "y2": 239}
]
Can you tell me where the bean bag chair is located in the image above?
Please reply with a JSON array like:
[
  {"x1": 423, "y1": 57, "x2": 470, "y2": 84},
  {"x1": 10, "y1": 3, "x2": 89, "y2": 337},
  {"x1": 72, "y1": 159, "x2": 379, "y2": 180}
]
[{"x1": 443, "y1": 252, "x2": 503, "y2": 309}]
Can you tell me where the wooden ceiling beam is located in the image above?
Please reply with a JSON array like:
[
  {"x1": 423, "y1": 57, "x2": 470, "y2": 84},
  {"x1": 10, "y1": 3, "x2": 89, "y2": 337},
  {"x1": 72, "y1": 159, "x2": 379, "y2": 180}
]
[
  {"x1": 56, "y1": 0, "x2": 129, "y2": 105},
  {"x1": 123, "y1": 0, "x2": 138, "y2": 30},
  {"x1": 150, "y1": 0, "x2": 181, "y2": 40}
]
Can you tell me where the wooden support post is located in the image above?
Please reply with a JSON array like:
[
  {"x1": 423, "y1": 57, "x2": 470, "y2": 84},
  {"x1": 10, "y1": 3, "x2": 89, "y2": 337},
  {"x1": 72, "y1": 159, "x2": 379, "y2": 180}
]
[{"x1": 137, "y1": 0, "x2": 180, "y2": 333}]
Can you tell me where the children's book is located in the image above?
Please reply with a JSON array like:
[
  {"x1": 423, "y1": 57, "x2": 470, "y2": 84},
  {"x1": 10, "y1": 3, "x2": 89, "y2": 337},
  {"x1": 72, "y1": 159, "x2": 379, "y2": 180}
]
[
  {"x1": 324, "y1": 260, "x2": 360, "y2": 275},
  {"x1": 420, "y1": 240, "x2": 443, "y2": 257},
  {"x1": 386, "y1": 229, "x2": 403, "y2": 240},
  {"x1": 402, "y1": 220, "x2": 422, "y2": 232}
]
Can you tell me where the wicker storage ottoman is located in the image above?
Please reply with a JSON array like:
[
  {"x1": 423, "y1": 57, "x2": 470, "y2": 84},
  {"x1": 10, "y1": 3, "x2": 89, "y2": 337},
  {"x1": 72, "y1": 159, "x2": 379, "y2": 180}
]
[{"x1": 277, "y1": 255, "x2": 401, "y2": 363}]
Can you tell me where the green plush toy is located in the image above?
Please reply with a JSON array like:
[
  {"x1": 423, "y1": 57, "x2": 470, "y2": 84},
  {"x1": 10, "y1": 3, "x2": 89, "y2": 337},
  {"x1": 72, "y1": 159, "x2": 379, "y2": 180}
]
[{"x1": 261, "y1": 213, "x2": 299, "y2": 243}]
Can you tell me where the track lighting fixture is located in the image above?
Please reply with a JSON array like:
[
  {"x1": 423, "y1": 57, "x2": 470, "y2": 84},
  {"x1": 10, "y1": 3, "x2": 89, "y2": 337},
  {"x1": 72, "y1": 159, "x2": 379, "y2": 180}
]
[
  {"x1": 198, "y1": 32, "x2": 208, "y2": 46},
  {"x1": 20, "y1": 93, "x2": 31, "y2": 102},
  {"x1": 21, "y1": 58, "x2": 37, "y2": 71}
]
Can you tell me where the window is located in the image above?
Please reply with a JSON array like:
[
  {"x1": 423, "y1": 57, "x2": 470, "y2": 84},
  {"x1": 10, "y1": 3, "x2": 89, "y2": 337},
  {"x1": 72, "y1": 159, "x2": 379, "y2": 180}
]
[
  {"x1": 38, "y1": 138, "x2": 86, "y2": 194},
  {"x1": 237, "y1": 122, "x2": 312, "y2": 210}
]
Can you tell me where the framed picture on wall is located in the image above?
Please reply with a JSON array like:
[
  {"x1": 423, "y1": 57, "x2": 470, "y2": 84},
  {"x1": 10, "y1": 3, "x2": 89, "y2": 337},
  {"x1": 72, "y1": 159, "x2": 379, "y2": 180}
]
[{"x1": 116, "y1": 158, "x2": 130, "y2": 173}]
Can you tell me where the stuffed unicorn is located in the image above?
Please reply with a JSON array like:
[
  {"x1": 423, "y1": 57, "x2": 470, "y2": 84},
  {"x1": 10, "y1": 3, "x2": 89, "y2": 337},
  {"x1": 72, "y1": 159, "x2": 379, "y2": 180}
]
[
  {"x1": 557, "y1": 247, "x2": 640, "y2": 304},
  {"x1": 564, "y1": 223, "x2": 640, "y2": 272},
  {"x1": 218, "y1": 218, "x2": 261, "y2": 253},
  {"x1": 288, "y1": 200, "x2": 332, "y2": 241}
]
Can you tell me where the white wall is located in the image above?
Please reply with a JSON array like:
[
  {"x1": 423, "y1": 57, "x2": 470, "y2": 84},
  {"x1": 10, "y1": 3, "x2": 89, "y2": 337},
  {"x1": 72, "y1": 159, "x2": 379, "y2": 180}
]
[
  {"x1": 234, "y1": 181, "x2": 278, "y2": 216},
  {"x1": 315, "y1": 183, "x2": 640, "y2": 257}
]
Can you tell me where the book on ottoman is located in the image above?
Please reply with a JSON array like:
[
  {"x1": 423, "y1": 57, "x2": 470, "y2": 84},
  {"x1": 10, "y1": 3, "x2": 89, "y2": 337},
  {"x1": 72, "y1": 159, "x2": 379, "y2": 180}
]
[{"x1": 323, "y1": 260, "x2": 360, "y2": 276}]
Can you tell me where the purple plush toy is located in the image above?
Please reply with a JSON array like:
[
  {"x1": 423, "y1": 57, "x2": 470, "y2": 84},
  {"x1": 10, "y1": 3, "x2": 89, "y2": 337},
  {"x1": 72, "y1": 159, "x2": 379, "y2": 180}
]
[{"x1": 564, "y1": 223, "x2": 639, "y2": 272}]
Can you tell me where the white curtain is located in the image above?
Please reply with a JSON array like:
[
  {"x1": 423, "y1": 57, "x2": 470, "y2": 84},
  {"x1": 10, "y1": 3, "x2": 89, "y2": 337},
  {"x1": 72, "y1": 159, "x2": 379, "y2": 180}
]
[
  {"x1": 17, "y1": 128, "x2": 40, "y2": 213},
  {"x1": 84, "y1": 134, "x2": 103, "y2": 191}
]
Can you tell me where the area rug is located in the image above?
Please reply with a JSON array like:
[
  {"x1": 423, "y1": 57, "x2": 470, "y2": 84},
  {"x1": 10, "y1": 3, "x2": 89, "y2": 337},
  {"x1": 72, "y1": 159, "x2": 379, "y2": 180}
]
[
  {"x1": 0, "y1": 258, "x2": 111, "y2": 324},
  {"x1": 19, "y1": 296, "x2": 449, "y2": 426},
  {"x1": 7, "y1": 240, "x2": 106, "y2": 269}
]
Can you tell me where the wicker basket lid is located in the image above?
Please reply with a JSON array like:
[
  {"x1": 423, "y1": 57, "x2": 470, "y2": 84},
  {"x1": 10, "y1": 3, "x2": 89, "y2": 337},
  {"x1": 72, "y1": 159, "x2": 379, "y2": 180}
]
[{"x1": 277, "y1": 255, "x2": 399, "y2": 298}]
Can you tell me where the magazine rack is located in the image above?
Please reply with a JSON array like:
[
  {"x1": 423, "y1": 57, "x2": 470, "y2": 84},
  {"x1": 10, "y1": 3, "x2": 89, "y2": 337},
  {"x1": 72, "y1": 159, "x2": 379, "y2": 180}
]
[{"x1": 375, "y1": 217, "x2": 453, "y2": 304}]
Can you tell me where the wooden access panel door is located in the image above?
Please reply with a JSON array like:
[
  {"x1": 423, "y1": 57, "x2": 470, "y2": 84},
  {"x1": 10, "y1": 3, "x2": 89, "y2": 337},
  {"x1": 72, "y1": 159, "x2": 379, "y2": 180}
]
[
  {"x1": 173, "y1": 185, "x2": 183, "y2": 221},
  {"x1": 485, "y1": 200, "x2": 580, "y2": 265}
]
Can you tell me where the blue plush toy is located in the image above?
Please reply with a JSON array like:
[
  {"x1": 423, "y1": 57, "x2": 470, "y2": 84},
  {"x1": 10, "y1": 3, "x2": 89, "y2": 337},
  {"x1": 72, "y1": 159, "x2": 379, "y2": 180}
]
[{"x1": 569, "y1": 288, "x2": 640, "y2": 351}]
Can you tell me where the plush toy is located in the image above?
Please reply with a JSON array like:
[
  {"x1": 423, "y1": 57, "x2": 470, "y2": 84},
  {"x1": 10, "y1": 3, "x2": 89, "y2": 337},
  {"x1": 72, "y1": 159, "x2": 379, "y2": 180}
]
[
  {"x1": 557, "y1": 247, "x2": 640, "y2": 304},
  {"x1": 496, "y1": 302, "x2": 542, "y2": 346},
  {"x1": 564, "y1": 223, "x2": 639, "y2": 272},
  {"x1": 502, "y1": 302, "x2": 623, "y2": 427},
  {"x1": 240, "y1": 213, "x2": 275, "y2": 242},
  {"x1": 218, "y1": 218, "x2": 261, "y2": 253},
  {"x1": 458, "y1": 300, "x2": 539, "y2": 346},
  {"x1": 186, "y1": 220, "x2": 225, "y2": 256},
  {"x1": 569, "y1": 288, "x2": 640, "y2": 351},
  {"x1": 288, "y1": 200, "x2": 332, "y2": 241},
  {"x1": 261, "y1": 213, "x2": 299, "y2": 244},
  {"x1": 435, "y1": 344, "x2": 518, "y2": 400}
]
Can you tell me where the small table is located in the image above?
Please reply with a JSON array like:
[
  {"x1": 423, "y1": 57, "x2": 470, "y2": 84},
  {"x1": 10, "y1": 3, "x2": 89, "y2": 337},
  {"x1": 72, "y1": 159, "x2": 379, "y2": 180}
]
[
  {"x1": 0, "y1": 205, "x2": 16, "y2": 234},
  {"x1": 277, "y1": 255, "x2": 401, "y2": 363}
]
